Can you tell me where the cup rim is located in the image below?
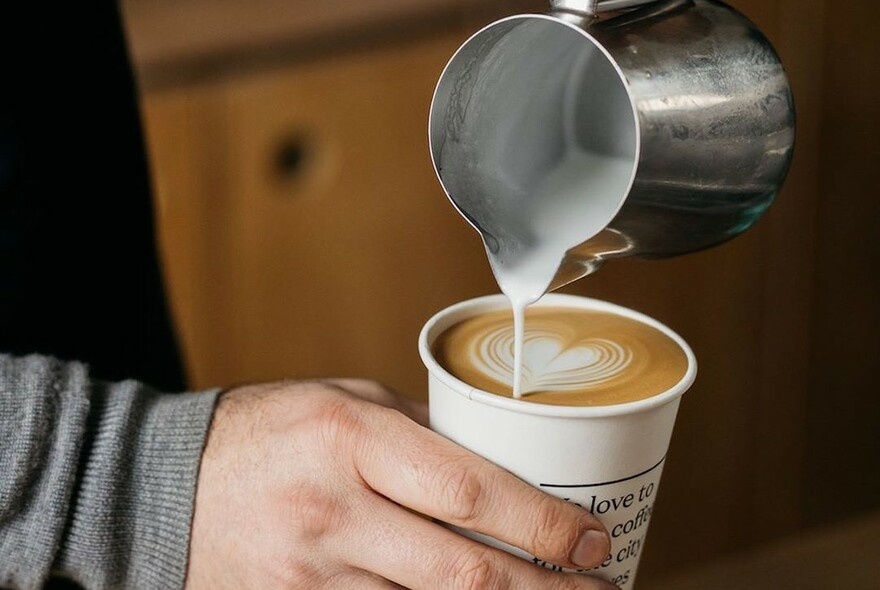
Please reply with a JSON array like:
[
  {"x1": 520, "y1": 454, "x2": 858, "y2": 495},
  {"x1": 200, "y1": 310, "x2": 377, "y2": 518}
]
[{"x1": 419, "y1": 294, "x2": 697, "y2": 418}]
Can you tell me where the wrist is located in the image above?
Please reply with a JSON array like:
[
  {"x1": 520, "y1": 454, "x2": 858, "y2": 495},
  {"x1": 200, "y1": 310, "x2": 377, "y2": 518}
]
[{"x1": 54, "y1": 382, "x2": 220, "y2": 589}]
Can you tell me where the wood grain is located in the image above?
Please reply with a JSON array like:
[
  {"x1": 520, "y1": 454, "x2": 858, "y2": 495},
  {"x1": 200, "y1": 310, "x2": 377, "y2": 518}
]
[
  {"x1": 122, "y1": 0, "x2": 544, "y2": 89},
  {"x1": 804, "y1": 0, "x2": 880, "y2": 528},
  {"x1": 643, "y1": 512, "x2": 880, "y2": 590},
  {"x1": 143, "y1": 30, "x2": 501, "y2": 391}
]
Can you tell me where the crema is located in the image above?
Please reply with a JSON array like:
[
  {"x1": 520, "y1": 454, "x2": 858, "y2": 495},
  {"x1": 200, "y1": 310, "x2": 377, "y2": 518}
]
[{"x1": 433, "y1": 307, "x2": 688, "y2": 406}]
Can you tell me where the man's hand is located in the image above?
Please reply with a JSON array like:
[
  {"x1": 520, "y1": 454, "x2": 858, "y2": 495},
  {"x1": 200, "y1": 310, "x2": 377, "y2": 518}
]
[{"x1": 186, "y1": 380, "x2": 615, "y2": 589}]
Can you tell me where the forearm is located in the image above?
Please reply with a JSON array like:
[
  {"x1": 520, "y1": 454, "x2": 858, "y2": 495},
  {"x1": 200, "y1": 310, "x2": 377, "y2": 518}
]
[{"x1": 0, "y1": 355, "x2": 219, "y2": 590}]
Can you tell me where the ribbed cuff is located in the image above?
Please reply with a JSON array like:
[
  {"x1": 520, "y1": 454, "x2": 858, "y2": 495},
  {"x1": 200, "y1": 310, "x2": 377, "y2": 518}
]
[
  {"x1": 54, "y1": 382, "x2": 220, "y2": 589},
  {"x1": 0, "y1": 356, "x2": 91, "y2": 590}
]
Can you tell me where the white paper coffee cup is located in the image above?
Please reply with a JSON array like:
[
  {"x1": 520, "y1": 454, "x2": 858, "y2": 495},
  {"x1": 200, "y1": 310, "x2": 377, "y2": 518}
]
[{"x1": 418, "y1": 294, "x2": 697, "y2": 589}]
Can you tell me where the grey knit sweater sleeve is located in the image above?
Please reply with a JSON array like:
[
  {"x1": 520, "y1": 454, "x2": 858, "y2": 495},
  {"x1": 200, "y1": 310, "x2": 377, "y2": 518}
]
[{"x1": 0, "y1": 355, "x2": 220, "y2": 589}]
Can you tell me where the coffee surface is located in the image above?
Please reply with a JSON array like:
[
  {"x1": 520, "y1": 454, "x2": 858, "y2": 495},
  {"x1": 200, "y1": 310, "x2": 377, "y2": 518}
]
[{"x1": 433, "y1": 307, "x2": 688, "y2": 406}]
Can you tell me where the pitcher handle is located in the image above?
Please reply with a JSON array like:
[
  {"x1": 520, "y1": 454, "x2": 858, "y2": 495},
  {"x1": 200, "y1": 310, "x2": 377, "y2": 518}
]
[{"x1": 550, "y1": 0, "x2": 662, "y2": 17}]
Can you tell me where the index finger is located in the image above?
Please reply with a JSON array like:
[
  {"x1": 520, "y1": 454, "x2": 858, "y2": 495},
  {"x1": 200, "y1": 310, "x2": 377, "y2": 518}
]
[{"x1": 353, "y1": 402, "x2": 611, "y2": 571}]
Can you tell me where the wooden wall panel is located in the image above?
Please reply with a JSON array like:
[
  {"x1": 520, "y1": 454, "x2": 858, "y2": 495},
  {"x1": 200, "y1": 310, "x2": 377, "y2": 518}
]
[
  {"x1": 219, "y1": 31, "x2": 501, "y2": 390},
  {"x1": 142, "y1": 87, "x2": 239, "y2": 387},
  {"x1": 124, "y1": 0, "x2": 544, "y2": 89},
  {"x1": 143, "y1": 30, "x2": 501, "y2": 392},
  {"x1": 749, "y1": 0, "x2": 825, "y2": 542},
  {"x1": 805, "y1": 0, "x2": 880, "y2": 527}
]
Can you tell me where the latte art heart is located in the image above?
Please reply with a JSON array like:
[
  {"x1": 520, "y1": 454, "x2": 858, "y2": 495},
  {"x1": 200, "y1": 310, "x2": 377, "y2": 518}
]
[
  {"x1": 433, "y1": 307, "x2": 689, "y2": 406},
  {"x1": 474, "y1": 326, "x2": 633, "y2": 394}
]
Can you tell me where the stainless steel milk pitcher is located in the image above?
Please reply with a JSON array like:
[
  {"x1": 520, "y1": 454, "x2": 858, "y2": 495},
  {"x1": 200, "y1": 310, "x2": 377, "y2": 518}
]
[{"x1": 429, "y1": 0, "x2": 795, "y2": 292}]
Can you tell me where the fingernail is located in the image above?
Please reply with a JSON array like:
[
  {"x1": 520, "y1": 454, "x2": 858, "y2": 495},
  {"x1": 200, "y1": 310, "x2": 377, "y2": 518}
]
[{"x1": 571, "y1": 528, "x2": 610, "y2": 568}]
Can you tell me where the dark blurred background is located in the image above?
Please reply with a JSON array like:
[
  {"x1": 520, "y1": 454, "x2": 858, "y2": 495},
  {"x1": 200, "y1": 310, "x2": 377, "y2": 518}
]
[{"x1": 121, "y1": 0, "x2": 879, "y2": 587}]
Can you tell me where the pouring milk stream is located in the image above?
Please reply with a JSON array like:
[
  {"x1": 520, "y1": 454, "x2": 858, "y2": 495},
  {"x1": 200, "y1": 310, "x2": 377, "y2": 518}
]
[
  {"x1": 489, "y1": 149, "x2": 633, "y2": 398},
  {"x1": 428, "y1": 1, "x2": 795, "y2": 398}
]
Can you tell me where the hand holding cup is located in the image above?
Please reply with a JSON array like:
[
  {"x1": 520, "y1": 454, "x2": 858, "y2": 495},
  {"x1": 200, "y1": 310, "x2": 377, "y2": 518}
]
[{"x1": 186, "y1": 379, "x2": 617, "y2": 589}]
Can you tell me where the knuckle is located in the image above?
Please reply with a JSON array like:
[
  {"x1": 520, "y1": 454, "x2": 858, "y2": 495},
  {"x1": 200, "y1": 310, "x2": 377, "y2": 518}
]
[
  {"x1": 357, "y1": 378, "x2": 399, "y2": 405},
  {"x1": 286, "y1": 485, "x2": 342, "y2": 542},
  {"x1": 450, "y1": 546, "x2": 503, "y2": 590},
  {"x1": 530, "y1": 495, "x2": 579, "y2": 560},
  {"x1": 317, "y1": 571, "x2": 354, "y2": 590},
  {"x1": 553, "y1": 578, "x2": 589, "y2": 590},
  {"x1": 436, "y1": 460, "x2": 485, "y2": 524},
  {"x1": 278, "y1": 556, "x2": 320, "y2": 588},
  {"x1": 372, "y1": 403, "x2": 410, "y2": 428},
  {"x1": 358, "y1": 378, "x2": 385, "y2": 392},
  {"x1": 310, "y1": 395, "x2": 363, "y2": 447}
]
